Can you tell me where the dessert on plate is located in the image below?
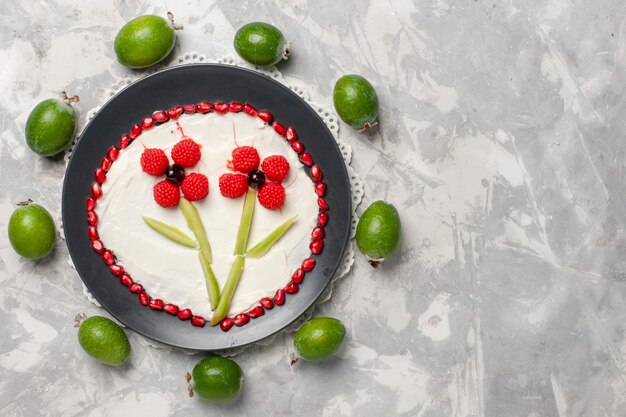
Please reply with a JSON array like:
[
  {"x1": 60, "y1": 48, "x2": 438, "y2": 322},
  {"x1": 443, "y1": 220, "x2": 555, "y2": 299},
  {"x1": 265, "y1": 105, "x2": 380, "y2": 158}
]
[{"x1": 87, "y1": 102, "x2": 328, "y2": 331}]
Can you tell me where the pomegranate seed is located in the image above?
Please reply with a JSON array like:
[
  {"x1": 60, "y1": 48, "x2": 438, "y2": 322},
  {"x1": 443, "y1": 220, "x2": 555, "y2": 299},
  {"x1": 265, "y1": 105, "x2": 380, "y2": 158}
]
[
  {"x1": 129, "y1": 283, "x2": 144, "y2": 294},
  {"x1": 302, "y1": 258, "x2": 316, "y2": 272},
  {"x1": 141, "y1": 117, "x2": 154, "y2": 129},
  {"x1": 274, "y1": 289, "x2": 285, "y2": 305},
  {"x1": 300, "y1": 152, "x2": 313, "y2": 166},
  {"x1": 285, "y1": 127, "x2": 297, "y2": 142},
  {"x1": 291, "y1": 141, "x2": 304, "y2": 153},
  {"x1": 318, "y1": 212, "x2": 329, "y2": 227},
  {"x1": 138, "y1": 292, "x2": 150, "y2": 306},
  {"x1": 310, "y1": 239, "x2": 323, "y2": 254},
  {"x1": 191, "y1": 316, "x2": 206, "y2": 327},
  {"x1": 177, "y1": 309, "x2": 192, "y2": 320},
  {"x1": 183, "y1": 104, "x2": 197, "y2": 114},
  {"x1": 87, "y1": 211, "x2": 98, "y2": 226},
  {"x1": 163, "y1": 304, "x2": 179, "y2": 315},
  {"x1": 91, "y1": 182, "x2": 102, "y2": 199},
  {"x1": 120, "y1": 273, "x2": 133, "y2": 287},
  {"x1": 243, "y1": 103, "x2": 257, "y2": 116},
  {"x1": 248, "y1": 306, "x2": 264, "y2": 318},
  {"x1": 107, "y1": 146, "x2": 120, "y2": 161},
  {"x1": 91, "y1": 240, "x2": 104, "y2": 254},
  {"x1": 102, "y1": 250, "x2": 114, "y2": 265},
  {"x1": 260, "y1": 297, "x2": 273, "y2": 309},
  {"x1": 149, "y1": 299, "x2": 164, "y2": 310},
  {"x1": 233, "y1": 314, "x2": 250, "y2": 327},
  {"x1": 86, "y1": 198, "x2": 96, "y2": 211},
  {"x1": 119, "y1": 135, "x2": 132, "y2": 149},
  {"x1": 273, "y1": 122, "x2": 286, "y2": 136},
  {"x1": 220, "y1": 318, "x2": 235, "y2": 331},
  {"x1": 94, "y1": 168, "x2": 106, "y2": 184},
  {"x1": 109, "y1": 264, "x2": 124, "y2": 276},
  {"x1": 229, "y1": 102, "x2": 243, "y2": 112},
  {"x1": 312, "y1": 226, "x2": 325, "y2": 239},
  {"x1": 87, "y1": 226, "x2": 99, "y2": 240},
  {"x1": 197, "y1": 102, "x2": 213, "y2": 113},
  {"x1": 311, "y1": 166, "x2": 323, "y2": 182},
  {"x1": 152, "y1": 111, "x2": 168, "y2": 123},
  {"x1": 100, "y1": 157, "x2": 112, "y2": 172},
  {"x1": 214, "y1": 102, "x2": 228, "y2": 113},
  {"x1": 318, "y1": 197, "x2": 329, "y2": 211},
  {"x1": 129, "y1": 124, "x2": 142, "y2": 139},
  {"x1": 258, "y1": 110, "x2": 273, "y2": 123},
  {"x1": 167, "y1": 106, "x2": 184, "y2": 119},
  {"x1": 315, "y1": 182, "x2": 326, "y2": 196},
  {"x1": 285, "y1": 282, "x2": 299, "y2": 294},
  {"x1": 291, "y1": 268, "x2": 304, "y2": 284}
]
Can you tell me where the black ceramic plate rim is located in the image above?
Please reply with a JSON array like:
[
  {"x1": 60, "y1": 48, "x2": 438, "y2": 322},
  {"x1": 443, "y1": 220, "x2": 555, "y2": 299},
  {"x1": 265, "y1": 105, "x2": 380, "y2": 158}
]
[{"x1": 62, "y1": 63, "x2": 351, "y2": 351}]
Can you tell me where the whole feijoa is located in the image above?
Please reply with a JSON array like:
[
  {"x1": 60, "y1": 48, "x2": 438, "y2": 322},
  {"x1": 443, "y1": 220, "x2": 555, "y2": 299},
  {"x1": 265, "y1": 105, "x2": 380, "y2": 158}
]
[
  {"x1": 78, "y1": 316, "x2": 131, "y2": 366},
  {"x1": 8, "y1": 202, "x2": 56, "y2": 260},
  {"x1": 25, "y1": 99, "x2": 75, "y2": 157},
  {"x1": 355, "y1": 200, "x2": 401, "y2": 268},
  {"x1": 333, "y1": 74, "x2": 379, "y2": 131},
  {"x1": 192, "y1": 356, "x2": 244, "y2": 403},
  {"x1": 234, "y1": 22, "x2": 289, "y2": 67},
  {"x1": 114, "y1": 15, "x2": 176, "y2": 69},
  {"x1": 294, "y1": 317, "x2": 346, "y2": 361}
]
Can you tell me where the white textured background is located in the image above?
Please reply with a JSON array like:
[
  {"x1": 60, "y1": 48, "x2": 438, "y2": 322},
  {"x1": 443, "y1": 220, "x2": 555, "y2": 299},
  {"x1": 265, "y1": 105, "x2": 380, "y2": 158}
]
[{"x1": 2, "y1": 1, "x2": 626, "y2": 416}]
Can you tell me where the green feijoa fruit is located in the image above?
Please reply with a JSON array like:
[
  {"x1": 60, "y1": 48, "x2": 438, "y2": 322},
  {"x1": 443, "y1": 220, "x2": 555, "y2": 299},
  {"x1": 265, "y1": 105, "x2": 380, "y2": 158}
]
[
  {"x1": 25, "y1": 99, "x2": 75, "y2": 157},
  {"x1": 333, "y1": 74, "x2": 379, "y2": 131},
  {"x1": 355, "y1": 200, "x2": 401, "y2": 268},
  {"x1": 294, "y1": 317, "x2": 346, "y2": 361},
  {"x1": 114, "y1": 15, "x2": 176, "y2": 69},
  {"x1": 78, "y1": 316, "x2": 131, "y2": 366},
  {"x1": 8, "y1": 202, "x2": 56, "y2": 260},
  {"x1": 192, "y1": 356, "x2": 243, "y2": 403},
  {"x1": 234, "y1": 22, "x2": 289, "y2": 67}
]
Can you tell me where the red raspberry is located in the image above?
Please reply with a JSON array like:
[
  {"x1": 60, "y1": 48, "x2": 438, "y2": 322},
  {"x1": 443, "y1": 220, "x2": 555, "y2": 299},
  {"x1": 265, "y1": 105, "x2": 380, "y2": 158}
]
[
  {"x1": 258, "y1": 182, "x2": 285, "y2": 210},
  {"x1": 261, "y1": 155, "x2": 290, "y2": 182},
  {"x1": 153, "y1": 180, "x2": 180, "y2": 208},
  {"x1": 232, "y1": 146, "x2": 260, "y2": 173},
  {"x1": 218, "y1": 173, "x2": 248, "y2": 198},
  {"x1": 180, "y1": 173, "x2": 209, "y2": 201},
  {"x1": 171, "y1": 138, "x2": 201, "y2": 167},
  {"x1": 140, "y1": 148, "x2": 169, "y2": 176}
]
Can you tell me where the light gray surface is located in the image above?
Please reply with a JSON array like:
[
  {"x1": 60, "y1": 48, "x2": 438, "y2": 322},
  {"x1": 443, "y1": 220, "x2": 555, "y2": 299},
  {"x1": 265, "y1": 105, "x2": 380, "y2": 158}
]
[{"x1": 2, "y1": 1, "x2": 626, "y2": 416}]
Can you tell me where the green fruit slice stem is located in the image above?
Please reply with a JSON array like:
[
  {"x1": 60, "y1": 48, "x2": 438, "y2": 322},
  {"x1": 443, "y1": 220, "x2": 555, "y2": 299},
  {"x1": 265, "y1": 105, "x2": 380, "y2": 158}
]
[
  {"x1": 142, "y1": 216, "x2": 197, "y2": 248},
  {"x1": 211, "y1": 188, "x2": 257, "y2": 325},
  {"x1": 199, "y1": 252, "x2": 220, "y2": 310},
  {"x1": 233, "y1": 189, "x2": 257, "y2": 255},
  {"x1": 211, "y1": 254, "x2": 245, "y2": 326},
  {"x1": 179, "y1": 198, "x2": 212, "y2": 263},
  {"x1": 246, "y1": 214, "x2": 298, "y2": 258}
]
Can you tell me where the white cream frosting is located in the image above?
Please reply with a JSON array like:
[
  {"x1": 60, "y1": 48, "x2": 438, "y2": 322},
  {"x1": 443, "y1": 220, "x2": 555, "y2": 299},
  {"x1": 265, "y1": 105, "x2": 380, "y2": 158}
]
[{"x1": 96, "y1": 112, "x2": 318, "y2": 318}]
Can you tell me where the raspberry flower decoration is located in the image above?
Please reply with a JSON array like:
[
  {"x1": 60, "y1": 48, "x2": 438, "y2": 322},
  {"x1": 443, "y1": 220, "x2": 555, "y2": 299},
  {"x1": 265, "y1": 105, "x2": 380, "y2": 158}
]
[
  {"x1": 140, "y1": 137, "x2": 208, "y2": 207},
  {"x1": 218, "y1": 145, "x2": 290, "y2": 210},
  {"x1": 139, "y1": 136, "x2": 220, "y2": 311},
  {"x1": 212, "y1": 145, "x2": 296, "y2": 326}
]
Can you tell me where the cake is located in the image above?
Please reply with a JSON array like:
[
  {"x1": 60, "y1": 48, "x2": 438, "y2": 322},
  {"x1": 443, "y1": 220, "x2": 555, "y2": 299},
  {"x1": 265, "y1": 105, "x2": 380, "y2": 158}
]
[{"x1": 87, "y1": 103, "x2": 328, "y2": 331}]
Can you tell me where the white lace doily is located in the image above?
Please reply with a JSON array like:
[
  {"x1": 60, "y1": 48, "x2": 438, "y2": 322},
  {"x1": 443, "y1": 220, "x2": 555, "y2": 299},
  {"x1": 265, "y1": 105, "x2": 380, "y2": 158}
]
[{"x1": 62, "y1": 53, "x2": 364, "y2": 355}]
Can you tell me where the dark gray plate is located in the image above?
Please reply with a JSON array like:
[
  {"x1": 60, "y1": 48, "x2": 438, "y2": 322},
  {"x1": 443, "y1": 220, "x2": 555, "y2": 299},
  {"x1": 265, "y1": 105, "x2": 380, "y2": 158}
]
[{"x1": 62, "y1": 64, "x2": 351, "y2": 351}]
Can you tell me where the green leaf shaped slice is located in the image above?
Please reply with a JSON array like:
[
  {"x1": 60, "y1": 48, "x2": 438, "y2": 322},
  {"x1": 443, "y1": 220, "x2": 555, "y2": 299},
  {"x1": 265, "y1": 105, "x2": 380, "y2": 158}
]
[
  {"x1": 246, "y1": 215, "x2": 298, "y2": 258},
  {"x1": 199, "y1": 251, "x2": 220, "y2": 310},
  {"x1": 179, "y1": 198, "x2": 212, "y2": 263},
  {"x1": 142, "y1": 216, "x2": 197, "y2": 248}
]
